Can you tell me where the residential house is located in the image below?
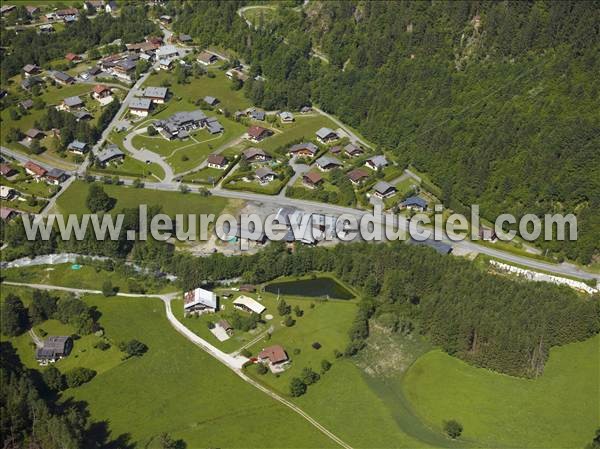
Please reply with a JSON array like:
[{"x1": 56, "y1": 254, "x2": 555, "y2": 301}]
[
  {"x1": 65, "y1": 52, "x2": 81, "y2": 62},
  {"x1": 128, "y1": 98, "x2": 152, "y2": 117},
  {"x1": 61, "y1": 96, "x2": 84, "y2": 111},
  {"x1": 143, "y1": 86, "x2": 168, "y2": 104},
  {"x1": 73, "y1": 111, "x2": 93, "y2": 122},
  {"x1": 45, "y1": 168, "x2": 67, "y2": 185},
  {"x1": 39, "y1": 24, "x2": 55, "y2": 33},
  {"x1": 248, "y1": 109, "x2": 265, "y2": 121},
  {"x1": 242, "y1": 148, "x2": 270, "y2": 163},
  {"x1": 51, "y1": 71, "x2": 75, "y2": 85},
  {"x1": 258, "y1": 345, "x2": 290, "y2": 373},
  {"x1": 183, "y1": 287, "x2": 218, "y2": 315},
  {"x1": 154, "y1": 110, "x2": 207, "y2": 139},
  {"x1": 344, "y1": 143, "x2": 364, "y2": 158},
  {"x1": 112, "y1": 58, "x2": 136, "y2": 81},
  {"x1": 24, "y1": 161, "x2": 47, "y2": 179},
  {"x1": 156, "y1": 45, "x2": 179, "y2": 61},
  {"x1": 207, "y1": 154, "x2": 228, "y2": 169},
  {"x1": 372, "y1": 181, "x2": 397, "y2": 199},
  {"x1": 300, "y1": 105, "x2": 312, "y2": 113},
  {"x1": 22, "y1": 64, "x2": 41, "y2": 77},
  {"x1": 24, "y1": 128, "x2": 44, "y2": 143},
  {"x1": 88, "y1": 66, "x2": 103, "y2": 76},
  {"x1": 36, "y1": 336, "x2": 73, "y2": 365},
  {"x1": 347, "y1": 168, "x2": 369, "y2": 185},
  {"x1": 330, "y1": 145, "x2": 342, "y2": 155},
  {"x1": 67, "y1": 140, "x2": 88, "y2": 155},
  {"x1": 399, "y1": 196, "x2": 427, "y2": 211},
  {"x1": 19, "y1": 99, "x2": 34, "y2": 111},
  {"x1": 279, "y1": 111, "x2": 294, "y2": 123},
  {"x1": 315, "y1": 127, "x2": 339, "y2": 144},
  {"x1": 55, "y1": 8, "x2": 79, "y2": 22},
  {"x1": 232, "y1": 295, "x2": 265, "y2": 314},
  {"x1": 288, "y1": 142, "x2": 318, "y2": 159},
  {"x1": 178, "y1": 34, "x2": 192, "y2": 43},
  {"x1": 159, "y1": 15, "x2": 172, "y2": 24},
  {"x1": 239, "y1": 284, "x2": 256, "y2": 293},
  {"x1": 26, "y1": 6, "x2": 39, "y2": 16},
  {"x1": 479, "y1": 226, "x2": 497, "y2": 241},
  {"x1": 96, "y1": 144, "x2": 124, "y2": 166},
  {"x1": 83, "y1": 1, "x2": 105, "y2": 11},
  {"x1": 0, "y1": 164, "x2": 17, "y2": 178},
  {"x1": 255, "y1": 167, "x2": 276, "y2": 184},
  {"x1": 0, "y1": 186, "x2": 15, "y2": 200},
  {"x1": 217, "y1": 320, "x2": 234, "y2": 336},
  {"x1": 315, "y1": 155, "x2": 342, "y2": 171},
  {"x1": 0, "y1": 5, "x2": 16, "y2": 15},
  {"x1": 92, "y1": 84, "x2": 111, "y2": 99},
  {"x1": 203, "y1": 95, "x2": 219, "y2": 106},
  {"x1": 0, "y1": 207, "x2": 19, "y2": 222},
  {"x1": 21, "y1": 76, "x2": 42, "y2": 91},
  {"x1": 197, "y1": 51, "x2": 218, "y2": 65},
  {"x1": 105, "y1": 1, "x2": 117, "y2": 13},
  {"x1": 205, "y1": 117, "x2": 224, "y2": 134},
  {"x1": 365, "y1": 155, "x2": 388, "y2": 171},
  {"x1": 225, "y1": 68, "x2": 249, "y2": 82},
  {"x1": 246, "y1": 126, "x2": 272, "y2": 142},
  {"x1": 303, "y1": 172, "x2": 324, "y2": 189}
]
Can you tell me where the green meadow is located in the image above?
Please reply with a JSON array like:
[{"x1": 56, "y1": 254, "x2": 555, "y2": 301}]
[
  {"x1": 143, "y1": 68, "x2": 253, "y2": 112},
  {"x1": 55, "y1": 180, "x2": 230, "y2": 216},
  {"x1": 402, "y1": 335, "x2": 600, "y2": 448},
  {"x1": 65, "y1": 295, "x2": 337, "y2": 448}
]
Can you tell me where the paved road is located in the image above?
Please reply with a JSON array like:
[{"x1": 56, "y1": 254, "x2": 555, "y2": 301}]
[
  {"x1": 7, "y1": 280, "x2": 353, "y2": 449},
  {"x1": 122, "y1": 127, "x2": 175, "y2": 182}
]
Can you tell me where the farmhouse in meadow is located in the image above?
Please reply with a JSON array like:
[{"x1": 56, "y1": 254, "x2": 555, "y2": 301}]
[
  {"x1": 36, "y1": 336, "x2": 73, "y2": 365},
  {"x1": 258, "y1": 345, "x2": 290, "y2": 373},
  {"x1": 183, "y1": 287, "x2": 218, "y2": 315}
]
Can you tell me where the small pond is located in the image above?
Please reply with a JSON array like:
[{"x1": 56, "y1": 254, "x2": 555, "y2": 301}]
[{"x1": 264, "y1": 277, "x2": 354, "y2": 300}]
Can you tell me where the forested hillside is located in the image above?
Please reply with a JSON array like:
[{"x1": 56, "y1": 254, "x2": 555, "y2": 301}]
[{"x1": 173, "y1": 0, "x2": 600, "y2": 264}]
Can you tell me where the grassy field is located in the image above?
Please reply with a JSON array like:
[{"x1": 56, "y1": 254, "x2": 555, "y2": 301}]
[
  {"x1": 143, "y1": 68, "x2": 252, "y2": 112},
  {"x1": 255, "y1": 114, "x2": 338, "y2": 152},
  {"x1": 2, "y1": 263, "x2": 175, "y2": 294},
  {"x1": 402, "y1": 335, "x2": 600, "y2": 448},
  {"x1": 55, "y1": 180, "x2": 230, "y2": 216},
  {"x1": 65, "y1": 295, "x2": 337, "y2": 448}
]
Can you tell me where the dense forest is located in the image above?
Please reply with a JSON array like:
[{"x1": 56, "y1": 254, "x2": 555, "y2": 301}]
[
  {"x1": 0, "y1": 5, "x2": 159, "y2": 82},
  {"x1": 172, "y1": 0, "x2": 600, "y2": 264}
]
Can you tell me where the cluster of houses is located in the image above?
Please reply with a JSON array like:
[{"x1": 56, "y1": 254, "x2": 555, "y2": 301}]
[{"x1": 128, "y1": 86, "x2": 169, "y2": 117}]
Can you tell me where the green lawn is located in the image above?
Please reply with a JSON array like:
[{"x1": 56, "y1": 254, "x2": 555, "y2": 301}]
[
  {"x1": 56, "y1": 180, "x2": 230, "y2": 216},
  {"x1": 2, "y1": 263, "x2": 174, "y2": 294},
  {"x1": 143, "y1": 69, "x2": 252, "y2": 112},
  {"x1": 402, "y1": 335, "x2": 600, "y2": 448},
  {"x1": 255, "y1": 114, "x2": 338, "y2": 152},
  {"x1": 65, "y1": 295, "x2": 337, "y2": 448},
  {"x1": 182, "y1": 166, "x2": 228, "y2": 184}
]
